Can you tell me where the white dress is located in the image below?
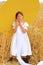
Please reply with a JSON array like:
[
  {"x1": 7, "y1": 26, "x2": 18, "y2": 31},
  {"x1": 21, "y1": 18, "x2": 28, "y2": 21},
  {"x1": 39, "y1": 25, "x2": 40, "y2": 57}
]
[
  {"x1": 10, "y1": 22, "x2": 32, "y2": 56},
  {"x1": 37, "y1": 61, "x2": 43, "y2": 65}
]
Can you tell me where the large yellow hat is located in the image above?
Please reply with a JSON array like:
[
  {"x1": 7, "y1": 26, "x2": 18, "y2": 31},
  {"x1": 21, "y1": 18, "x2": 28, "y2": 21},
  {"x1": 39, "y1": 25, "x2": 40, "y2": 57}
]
[{"x1": 0, "y1": 0, "x2": 39, "y2": 32}]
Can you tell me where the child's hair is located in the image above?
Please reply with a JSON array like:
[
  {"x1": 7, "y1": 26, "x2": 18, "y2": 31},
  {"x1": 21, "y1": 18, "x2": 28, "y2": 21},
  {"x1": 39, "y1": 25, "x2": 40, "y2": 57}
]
[{"x1": 15, "y1": 11, "x2": 24, "y2": 19}]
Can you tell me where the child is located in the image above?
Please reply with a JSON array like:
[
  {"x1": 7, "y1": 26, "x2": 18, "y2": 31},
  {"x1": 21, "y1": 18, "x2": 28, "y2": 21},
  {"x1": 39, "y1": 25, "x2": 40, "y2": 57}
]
[{"x1": 9, "y1": 11, "x2": 32, "y2": 65}]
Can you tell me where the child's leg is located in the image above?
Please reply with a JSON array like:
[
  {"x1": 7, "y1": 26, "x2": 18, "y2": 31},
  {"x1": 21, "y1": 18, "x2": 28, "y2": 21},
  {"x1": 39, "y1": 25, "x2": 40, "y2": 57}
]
[
  {"x1": 8, "y1": 54, "x2": 13, "y2": 61},
  {"x1": 13, "y1": 56, "x2": 18, "y2": 61},
  {"x1": 22, "y1": 56, "x2": 28, "y2": 63},
  {"x1": 27, "y1": 56, "x2": 30, "y2": 62}
]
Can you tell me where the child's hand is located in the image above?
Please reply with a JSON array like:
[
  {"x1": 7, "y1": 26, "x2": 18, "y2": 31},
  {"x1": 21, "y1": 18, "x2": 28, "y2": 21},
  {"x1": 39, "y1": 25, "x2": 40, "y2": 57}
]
[
  {"x1": 19, "y1": 21, "x2": 27, "y2": 33},
  {"x1": 12, "y1": 21, "x2": 19, "y2": 33},
  {"x1": 19, "y1": 21, "x2": 23, "y2": 26},
  {"x1": 16, "y1": 21, "x2": 19, "y2": 27}
]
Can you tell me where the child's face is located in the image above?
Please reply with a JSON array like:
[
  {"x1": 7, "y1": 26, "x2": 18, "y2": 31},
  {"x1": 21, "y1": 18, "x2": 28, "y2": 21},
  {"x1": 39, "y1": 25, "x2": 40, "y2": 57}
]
[{"x1": 17, "y1": 14, "x2": 23, "y2": 22}]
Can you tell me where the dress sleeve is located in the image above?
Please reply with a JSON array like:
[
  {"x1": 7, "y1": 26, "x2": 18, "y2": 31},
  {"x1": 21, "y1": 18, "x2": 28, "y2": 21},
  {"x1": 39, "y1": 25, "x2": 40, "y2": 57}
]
[
  {"x1": 12, "y1": 22, "x2": 16, "y2": 29},
  {"x1": 23, "y1": 22, "x2": 29, "y2": 30}
]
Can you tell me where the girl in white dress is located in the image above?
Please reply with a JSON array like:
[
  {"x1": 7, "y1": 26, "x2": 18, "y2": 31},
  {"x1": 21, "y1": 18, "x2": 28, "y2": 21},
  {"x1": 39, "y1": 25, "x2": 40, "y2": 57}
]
[{"x1": 9, "y1": 11, "x2": 32, "y2": 65}]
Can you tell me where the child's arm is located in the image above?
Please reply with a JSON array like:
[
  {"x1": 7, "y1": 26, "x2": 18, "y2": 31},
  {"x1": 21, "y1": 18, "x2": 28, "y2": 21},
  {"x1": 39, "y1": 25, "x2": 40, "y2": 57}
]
[
  {"x1": 20, "y1": 22, "x2": 29, "y2": 33},
  {"x1": 12, "y1": 22, "x2": 19, "y2": 33},
  {"x1": 12, "y1": 26, "x2": 17, "y2": 33}
]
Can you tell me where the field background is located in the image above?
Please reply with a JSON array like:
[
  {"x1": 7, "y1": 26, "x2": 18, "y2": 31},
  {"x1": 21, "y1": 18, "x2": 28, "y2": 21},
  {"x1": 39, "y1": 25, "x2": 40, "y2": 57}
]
[{"x1": 0, "y1": 0, "x2": 43, "y2": 65}]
